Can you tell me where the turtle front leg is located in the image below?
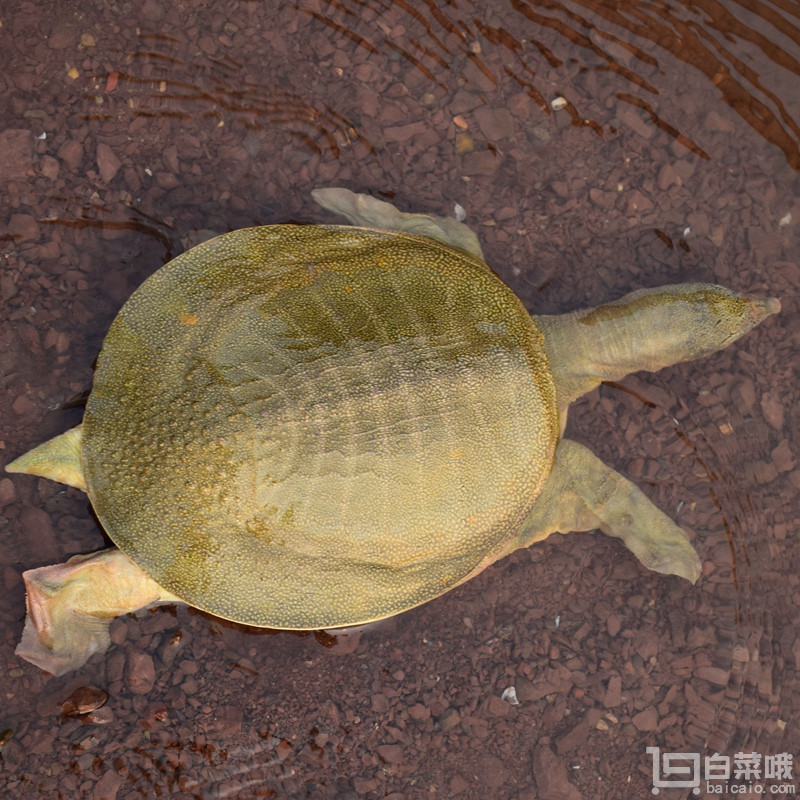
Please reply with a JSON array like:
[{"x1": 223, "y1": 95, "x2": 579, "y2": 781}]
[
  {"x1": 516, "y1": 438, "x2": 701, "y2": 583},
  {"x1": 16, "y1": 548, "x2": 181, "y2": 676}
]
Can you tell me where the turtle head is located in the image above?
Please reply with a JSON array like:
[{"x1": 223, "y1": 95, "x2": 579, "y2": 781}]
[{"x1": 650, "y1": 284, "x2": 780, "y2": 362}]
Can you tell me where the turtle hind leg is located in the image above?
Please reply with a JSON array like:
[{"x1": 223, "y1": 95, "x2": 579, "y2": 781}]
[
  {"x1": 16, "y1": 548, "x2": 181, "y2": 675},
  {"x1": 517, "y1": 438, "x2": 701, "y2": 583},
  {"x1": 311, "y1": 187, "x2": 485, "y2": 260}
]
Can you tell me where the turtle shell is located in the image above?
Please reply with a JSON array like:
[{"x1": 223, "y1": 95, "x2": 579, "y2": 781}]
[{"x1": 83, "y1": 225, "x2": 558, "y2": 628}]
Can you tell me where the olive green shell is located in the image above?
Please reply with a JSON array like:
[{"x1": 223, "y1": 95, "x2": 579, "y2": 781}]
[{"x1": 83, "y1": 225, "x2": 557, "y2": 628}]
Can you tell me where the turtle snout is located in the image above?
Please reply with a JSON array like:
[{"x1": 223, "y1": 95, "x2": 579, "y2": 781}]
[{"x1": 748, "y1": 295, "x2": 781, "y2": 327}]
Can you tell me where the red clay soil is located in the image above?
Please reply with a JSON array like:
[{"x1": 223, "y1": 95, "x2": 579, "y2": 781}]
[{"x1": 1, "y1": 1, "x2": 798, "y2": 799}]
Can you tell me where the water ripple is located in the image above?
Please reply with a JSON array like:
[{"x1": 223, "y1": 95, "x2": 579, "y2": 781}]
[{"x1": 300, "y1": 0, "x2": 800, "y2": 167}]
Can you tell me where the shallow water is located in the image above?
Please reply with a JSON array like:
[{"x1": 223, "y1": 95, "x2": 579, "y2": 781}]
[{"x1": 0, "y1": 1, "x2": 798, "y2": 798}]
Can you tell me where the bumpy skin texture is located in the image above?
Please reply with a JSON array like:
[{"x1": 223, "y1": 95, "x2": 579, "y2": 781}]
[
  {"x1": 83, "y1": 224, "x2": 558, "y2": 628},
  {"x1": 6, "y1": 188, "x2": 780, "y2": 675}
]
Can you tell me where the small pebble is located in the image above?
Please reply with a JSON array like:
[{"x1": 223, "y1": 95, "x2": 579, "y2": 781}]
[
  {"x1": 501, "y1": 686, "x2": 519, "y2": 705},
  {"x1": 61, "y1": 687, "x2": 109, "y2": 716},
  {"x1": 125, "y1": 649, "x2": 156, "y2": 695},
  {"x1": 0, "y1": 478, "x2": 17, "y2": 508},
  {"x1": 57, "y1": 139, "x2": 83, "y2": 171},
  {"x1": 96, "y1": 142, "x2": 122, "y2": 183}
]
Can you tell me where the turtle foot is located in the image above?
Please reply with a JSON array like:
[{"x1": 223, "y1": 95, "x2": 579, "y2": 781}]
[
  {"x1": 518, "y1": 439, "x2": 701, "y2": 583},
  {"x1": 16, "y1": 590, "x2": 114, "y2": 676},
  {"x1": 312, "y1": 187, "x2": 485, "y2": 259},
  {"x1": 593, "y1": 482, "x2": 702, "y2": 584},
  {"x1": 15, "y1": 548, "x2": 180, "y2": 675}
]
